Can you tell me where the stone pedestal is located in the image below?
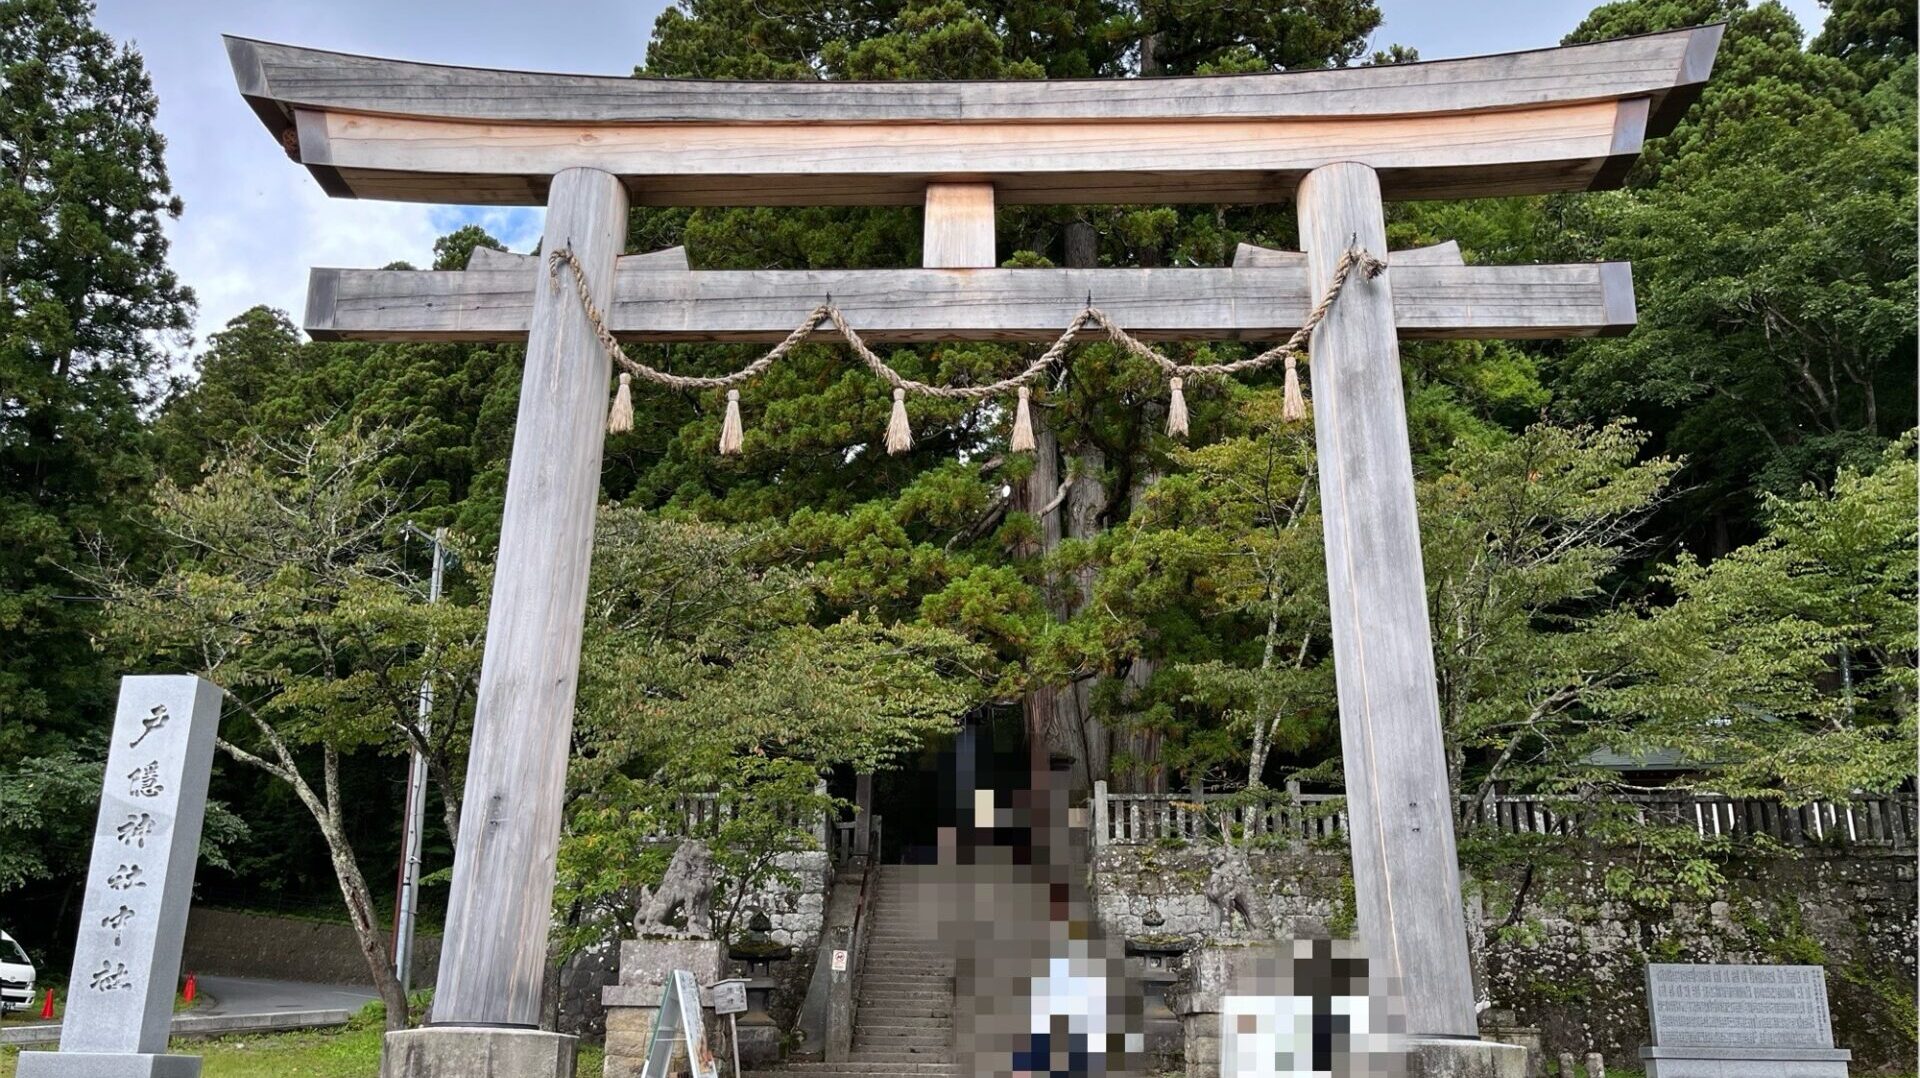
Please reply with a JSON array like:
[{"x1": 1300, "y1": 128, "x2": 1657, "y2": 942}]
[
  {"x1": 380, "y1": 1027, "x2": 576, "y2": 1078},
  {"x1": 733, "y1": 975, "x2": 783, "y2": 1066},
  {"x1": 1478, "y1": 1009, "x2": 1545, "y2": 1078},
  {"x1": 601, "y1": 938, "x2": 726, "y2": 1078},
  {"x1": 1407, "y1": 1037, "x2": 1529, "y2": 1078},
  {"x1": 1639, "y1": 1045, "x2": 1852, "y2": 1077},
  {"x1": 18, "y1": 1053, "x2": 201, "y2": 1078}
]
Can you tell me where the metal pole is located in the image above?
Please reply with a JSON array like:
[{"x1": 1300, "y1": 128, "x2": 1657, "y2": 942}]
[{"x1": 394, "y1": 525, "x2": 445, "y2": 995}]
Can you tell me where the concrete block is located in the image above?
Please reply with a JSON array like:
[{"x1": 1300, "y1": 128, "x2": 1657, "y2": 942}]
[
  {"x1": 17, "y1": 1052, "x2": 201, "y2": 1078},
  {"x1": 1407, "y1": 1038, "x2": 1529, "y2": 1078},
  {"x1": 380, "y1": 1027, "x2": 577, "y2": 1078}
]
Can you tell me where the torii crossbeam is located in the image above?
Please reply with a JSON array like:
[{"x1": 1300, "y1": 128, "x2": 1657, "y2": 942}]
[{"x1": 231, "y1": 25, "x2": 1719, "y2": 1078}]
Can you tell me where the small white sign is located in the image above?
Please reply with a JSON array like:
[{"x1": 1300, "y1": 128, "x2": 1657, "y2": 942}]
[
  {"x1": 711, "y1": 978, "x2": 748, "y2": 1016},
  {"x1": 831, "y1": 949, "x2": 849, "y2": 972}
]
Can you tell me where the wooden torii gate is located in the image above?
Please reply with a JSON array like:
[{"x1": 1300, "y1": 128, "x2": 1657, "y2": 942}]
[{"x1": 229, "y1": 25, "x2": 1718, "y2": 1077}]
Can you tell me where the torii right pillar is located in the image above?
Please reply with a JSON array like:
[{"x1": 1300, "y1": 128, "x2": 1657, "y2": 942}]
[{"x1": 1299, "y1": 161, "x2": 1518, "y2": 1076}]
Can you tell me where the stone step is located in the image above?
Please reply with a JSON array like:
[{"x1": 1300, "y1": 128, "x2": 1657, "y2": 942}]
[
  {"x1": 744, "y1": 1060, "x2": 960, "y2": 1068},
  {"x1": 860, "y1": 999, "x2": 956, "y2": 1014},
  {"x1": 847, "y1": 1049, "x2": 956, "y2": 1063},
  {"x1": 855, "y1": 1032, "x2": 954, "y2": 1048},
  {"x1": 858, "y1": 1017, "x2": 955, "y2": 1030},
  {"x1": 860, "y1": 980, "x2": 950, "y2": 990}
]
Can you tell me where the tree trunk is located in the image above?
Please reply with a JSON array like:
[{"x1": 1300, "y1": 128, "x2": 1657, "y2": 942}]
[
  {"x1": 1053, "y1": 447, "x2": 1110, "y2": 791},
  {"x1": 319, "y1": 747, "x2": 412, "y2": 1031},
  {"x1": 1015, "y1": 408, "x2": 1066, "y2": 754},
  {"x1": 221, "y1": 725, "x2": 411, "y2": 1031}
]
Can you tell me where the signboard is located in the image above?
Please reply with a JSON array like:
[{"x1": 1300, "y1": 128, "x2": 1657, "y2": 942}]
[
  {"x1": 711, "y1": 978, "x2": 747, "y2": 1016},
  {"x1": 642, "y1": 968, "x2": 719, "y2": 1078},
  {"x1": 831, "y1": 949, "x2": 849, "y2": 972},
  {"x1": 1645, "y1": 964, "x2": 1836, "y2": 1050}
]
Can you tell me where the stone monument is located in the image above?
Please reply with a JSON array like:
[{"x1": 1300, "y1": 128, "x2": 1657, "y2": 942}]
[
  {"x1": 21, "y1": 675, "x2": 222, "y2": 1078},
  {"x1": 1640, "y1": 963, "x2": 1852, "y2": 1077}
]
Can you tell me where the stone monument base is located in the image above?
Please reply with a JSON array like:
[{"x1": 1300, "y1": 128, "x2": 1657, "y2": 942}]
[
  {"x1": 381, "y1": 1026, "x2": 577, "y2": 1078},
  {"x1": 17, "y1": 1052, "x2": 201, "y2": 1078},
  {"x1": 1406, "y1": 1037, "x2": 1529, "y2": 1078},
  {"x1": 1640, "y1": 1044, "x2": 1852, "y2": 1077},
  {"x1": 602, "y1": 938, "x2": 727, "y2": 1078}
]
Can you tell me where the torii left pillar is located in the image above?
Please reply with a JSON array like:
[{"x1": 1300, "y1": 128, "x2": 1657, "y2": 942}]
[{"x1": 383, "y1": 167, "x2": 627, "y2": 1078}]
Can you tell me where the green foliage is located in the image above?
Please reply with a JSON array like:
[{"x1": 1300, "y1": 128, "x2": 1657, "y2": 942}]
[
  {"x1": 0, "y1": 0, "x2": 192, "y2": 902},
  {"x1": 1596, "y1": 821, "x2": 1732, "y2": 908},
  {"x1": 1591, "y1": 437, "x2": 1918, "y2": 798},
  {"x1": 558, "y1": 507, "x2": 990, "y2": 948},
  {"x1": 1554, "y1": 0, "x2": 1916, "y2": 537},
  {"x1": 89, "y1": 424, "x2": 485, "y2": 1027},
  {"x1": 1423, "y1": 421, "x2": 1680, "y2": 793}
]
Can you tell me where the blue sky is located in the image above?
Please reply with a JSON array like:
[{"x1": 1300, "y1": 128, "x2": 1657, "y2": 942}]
[{"x1": 92, "y1": 0, "x2": 1830, "y2": 349}]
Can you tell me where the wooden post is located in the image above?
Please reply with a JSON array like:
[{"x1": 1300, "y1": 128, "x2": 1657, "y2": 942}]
[
  {"x1": 921, "y1": 183, "x2": 996, "y2": 268},
  {"x1": 1296, "y1": 161, "x2": 1478, "y2": 1039},
  {"x1": 433, "y1": 167, "x2": 628, "y2": 1027},
  {"x1": 1092, "y1": 780, "x2": 1109, "y2": 848},
  {"x1": 854, "y1": 771, "x2": 873, "y2": 858}
]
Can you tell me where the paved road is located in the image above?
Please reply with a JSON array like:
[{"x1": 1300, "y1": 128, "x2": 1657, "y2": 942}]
[
  {"x1": 3, "y1": 975, "x2": 375, "y2": 1030},
  {"x1": 193, "y1": 975, "x2": 377, "y2": 1017},
  {"x1": 0, "y1": 976, "x2": 378, "y2": 1045}
]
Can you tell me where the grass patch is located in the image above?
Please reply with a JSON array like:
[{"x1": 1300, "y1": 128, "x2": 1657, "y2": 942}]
[{"x1": 2, "y1": 1005, "x2": 606, "y2": 1078}]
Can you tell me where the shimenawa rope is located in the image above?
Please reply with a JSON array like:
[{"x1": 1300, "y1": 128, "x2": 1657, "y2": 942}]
[{"x1": 549, "y1": 245, "x2": 1384, "y2": 454}]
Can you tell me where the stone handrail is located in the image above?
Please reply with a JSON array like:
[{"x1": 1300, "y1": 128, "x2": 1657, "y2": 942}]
[{"x1": 1089, "y1": 782, "x2": 1918, "y2": 850}]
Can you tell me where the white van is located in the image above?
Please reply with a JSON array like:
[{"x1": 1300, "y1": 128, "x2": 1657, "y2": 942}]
[{"x1": 0, "y1": 931, "x2": 34, "y2": 1012}]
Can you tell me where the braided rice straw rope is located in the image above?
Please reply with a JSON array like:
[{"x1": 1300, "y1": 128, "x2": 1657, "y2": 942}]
[{"x1": 551, "y1": 245, "x2": 1385, "y2": 451}]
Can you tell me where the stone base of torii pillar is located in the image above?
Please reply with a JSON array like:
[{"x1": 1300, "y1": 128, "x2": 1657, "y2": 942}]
[
  {"x1": 381, "y1": 1028, "x2": 576, "y2": 1078},
  {"x1": 1407, "y1": 1038, "x2": 1530, "y2": 1078}
]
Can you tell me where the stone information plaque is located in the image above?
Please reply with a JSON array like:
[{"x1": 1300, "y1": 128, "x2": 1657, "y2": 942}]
[
  {"x1": 1647, "y1": 963, "x2": 1833, "y2": 1049},
  {"x1": 21, "y1": 675, "x2": 222, "y2": 1078},
  {"x1": 1641, "y1": 963, "x2": 1850, "y2": 1077}
]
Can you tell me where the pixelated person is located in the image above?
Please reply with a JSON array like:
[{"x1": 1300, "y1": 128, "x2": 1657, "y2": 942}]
[{"x1": 1014, "y1": 918, "x2": 1109, "y2": 1074}]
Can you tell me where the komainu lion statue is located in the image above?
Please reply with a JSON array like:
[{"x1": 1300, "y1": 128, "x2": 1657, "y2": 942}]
[
  {"x1": 635, "y1": 838, "x2": 716, "y2": 938},
  {"x1": 1204, "y1": 838, "x2": 1268, "y2": 936}
]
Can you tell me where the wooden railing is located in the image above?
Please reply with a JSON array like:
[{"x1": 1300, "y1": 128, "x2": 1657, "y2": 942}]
[
  {"x1": 1089, "y1": 781, "x2": 1918, "y2": 850},
  {"x1": 636, "y1": 786, "x2": 832, "y2": 847}
]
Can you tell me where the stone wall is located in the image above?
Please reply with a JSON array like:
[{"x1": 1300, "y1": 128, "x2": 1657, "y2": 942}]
[
  {"x1": 180, "y1": 905, "x2": 440, "y2": 986},
  {"x1": 1090, "y1": 841, "x2": 1917, "y2": 1072},
  {"x1": 740, "y1": 850, "x2": 831, "y2": 949}
]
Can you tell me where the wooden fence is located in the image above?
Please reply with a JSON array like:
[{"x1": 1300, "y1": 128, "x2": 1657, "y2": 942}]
[
  {"x1": 1090, "y1": 781, "x2": 1918, "y2": 850},
  {"x1": 636, "y1": 788, "x2": 831, "y2": 847}
]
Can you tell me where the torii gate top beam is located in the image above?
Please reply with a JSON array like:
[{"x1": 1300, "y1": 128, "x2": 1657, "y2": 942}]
[{"x1": 226, "y1": 26, "x2": 1720, "y2": 207}]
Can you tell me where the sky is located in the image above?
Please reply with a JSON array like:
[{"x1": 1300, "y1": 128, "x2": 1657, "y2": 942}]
[{"x1": 92, "y1": 0, "x2": 1831, "y2": 352}]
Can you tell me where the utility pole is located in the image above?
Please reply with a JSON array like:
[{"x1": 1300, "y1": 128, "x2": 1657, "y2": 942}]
[{"x1": 394, "y1": 524, "x2": 447, "y2": 996}]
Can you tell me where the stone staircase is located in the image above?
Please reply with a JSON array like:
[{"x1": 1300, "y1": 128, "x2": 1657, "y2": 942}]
[{"x1": 746, "y1": 865, "x2": 960, "y2": 1077}]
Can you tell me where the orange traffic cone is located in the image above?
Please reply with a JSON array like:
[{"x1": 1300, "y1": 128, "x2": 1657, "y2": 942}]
[
  {"x1": 182, "y1": 973, "x2": 196, "y2": 1004},
  {"x1": 39, "y1": 987, "x2": 54, "y2": 1019}
]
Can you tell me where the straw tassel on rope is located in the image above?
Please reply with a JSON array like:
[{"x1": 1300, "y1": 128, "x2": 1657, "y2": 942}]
[
  {"x1": 719, "y1": 388, "x2": 744, "y2": 455},
  {"x1": 607, "y1": 372, "x2": 634, "y2": 434},
  {"x1": 553, "y1": 244, "x2": 1382, "y2": 455},
  {"x1": 1282, "y1": 355, "x2": 1307, "y2": 422},
  {"x1": 885, "y1": 388, "x2": 913, "y2": 455},
  {"x1": 1010, "y1": 386, "x2": 1036, "y2": 453}
]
